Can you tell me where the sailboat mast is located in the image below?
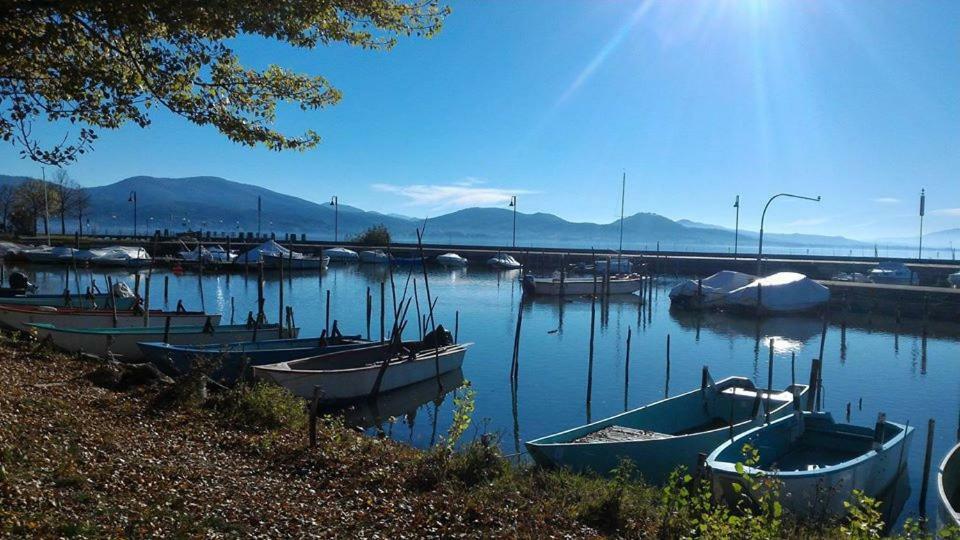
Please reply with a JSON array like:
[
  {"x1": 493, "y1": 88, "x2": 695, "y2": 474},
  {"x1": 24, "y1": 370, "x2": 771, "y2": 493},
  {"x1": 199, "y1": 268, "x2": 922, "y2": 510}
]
[{"x1": 618, "y1": 171, "x2": 626, "y2": 256}]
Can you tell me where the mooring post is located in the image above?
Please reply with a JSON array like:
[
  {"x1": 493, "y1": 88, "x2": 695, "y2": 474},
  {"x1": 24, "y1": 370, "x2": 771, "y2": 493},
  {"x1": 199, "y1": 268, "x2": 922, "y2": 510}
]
[
  {"x1": 365, "y1": 286, "x2": 372, "y2": 341},
  {"x1": 380, "y1": 281, "x2": 385, "y2": 342},
  {"x1": 454, "y1": 310, "x2": 459, "y2": 344},
  {"x1": 511, "y1": 296, "x2": 524, "y2": 381},
  {"x1": 163, "y1": 275, "x2": 169, "y2": 304},
  {"x1": 257, "y1": 261, "x2": 265, "y2": 323},
  {"x1": 163, "y1": 316, "x2": 171, "y2": 344},
  {"x1": 806, "y1": 358, "x2": 821, "y2": 412},
  {"x1": 664, "y1": 334, "x2": 671, "y2": 399},
  {"x1": 791, "y1": 351, "x2": 796, "y2": 387},
  {"x1": 106, "y1": 276, "x2": 118, "y2": 327},
  {"x1": 230, "y1": 296, "x2": 235, "y2": 325},
  {"x1": 587, "y1": 272, "x2": 597, "y2": 406},
  {"x1": 918, "y1": 418, "x2": 936, "y2": 519},
  {"x1": 766, "y1": 338, "x2": 774, "y2": 424},
  {"x1": 278, "y1": 258, "x2": 285, "y2": 338},
  {"x1": 624, "y1": 327, "x2": 632, "y2": 411},
  {"x1": 142, "y1": 274, "x2": 151, "y2": 327},
  {"x1": 325, "y1": 289, "x2": 331, "y2": 334}
]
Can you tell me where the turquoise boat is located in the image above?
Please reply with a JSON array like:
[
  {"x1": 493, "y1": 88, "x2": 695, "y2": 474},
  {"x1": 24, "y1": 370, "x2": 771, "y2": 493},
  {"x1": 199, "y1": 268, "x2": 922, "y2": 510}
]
[
  {"x1": 525, "y1": 372, "x2": 808, "y2": 485},
  {"x1": 940, "y1": 442, "x2": 960, "y2": 530},
  {"x1": 707, "y1": 411, "x2": 913, "y2": 519}
]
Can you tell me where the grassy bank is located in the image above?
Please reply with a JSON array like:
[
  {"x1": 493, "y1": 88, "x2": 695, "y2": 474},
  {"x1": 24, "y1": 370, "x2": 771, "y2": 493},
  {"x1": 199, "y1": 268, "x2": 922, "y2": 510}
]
[{"x1": 0, "y1": 335, "x2": 952, "y2": 538}]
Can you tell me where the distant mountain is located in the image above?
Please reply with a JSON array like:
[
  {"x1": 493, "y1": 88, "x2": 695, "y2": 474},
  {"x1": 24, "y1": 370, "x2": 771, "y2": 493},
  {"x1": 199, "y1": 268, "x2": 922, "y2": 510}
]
[
  {"x1": 875, "y1": 228, "x2": 960, "y2": 248},
  {"x1": 0, "y1": 173, "x2": 872, "y2": 250}
]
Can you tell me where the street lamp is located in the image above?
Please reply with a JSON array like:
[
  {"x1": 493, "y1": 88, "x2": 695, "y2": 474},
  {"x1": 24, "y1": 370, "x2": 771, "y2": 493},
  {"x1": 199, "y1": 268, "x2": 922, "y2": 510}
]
[
  {"x1": 757, "y1": 193, "x2": 821, "y2": 276},
  {"x1": 128, "y1": 191, "x2": 137, "y2": 237},
  {"x1": 330, "y1": 196, "x2": 339, "y2": 242},
  {"x1": 508, "y1": 195, "x2": 517, "y2": 248}
]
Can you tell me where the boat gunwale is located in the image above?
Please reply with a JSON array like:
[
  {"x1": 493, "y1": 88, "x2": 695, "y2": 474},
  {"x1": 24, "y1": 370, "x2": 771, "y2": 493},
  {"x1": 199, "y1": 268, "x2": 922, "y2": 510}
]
[
  {"x1": 253, "y1": 342, "x2": 473, "y2": 376},
  {"x1": 706, "y1": 411, "x2": 914, "y2": 479},
  {"x1": 938, "y1": 441, "x2": 960, "y2": 525},
  {"x1": 27, "y1": 322, "x2": 282, "y2": 336},
  {"x1": 526, "y1": 378, "x2": 808, "y2": 448}
]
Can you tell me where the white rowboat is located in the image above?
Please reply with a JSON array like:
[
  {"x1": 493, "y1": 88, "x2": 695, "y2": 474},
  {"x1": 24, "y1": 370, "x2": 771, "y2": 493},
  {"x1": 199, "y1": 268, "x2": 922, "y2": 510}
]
[
  {"x1": 0, "y1": 305, "x2": 220, "y2": 332},
  {"x1": 522, "y1": 274, "x2": 642, "y2": 296}
]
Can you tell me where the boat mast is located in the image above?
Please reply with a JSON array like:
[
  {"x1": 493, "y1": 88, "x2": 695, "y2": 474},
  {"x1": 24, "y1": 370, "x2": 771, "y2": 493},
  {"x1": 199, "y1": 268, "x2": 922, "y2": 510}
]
[{"x1": 618, "y1": 171, "x2": 626, "y2": 259}]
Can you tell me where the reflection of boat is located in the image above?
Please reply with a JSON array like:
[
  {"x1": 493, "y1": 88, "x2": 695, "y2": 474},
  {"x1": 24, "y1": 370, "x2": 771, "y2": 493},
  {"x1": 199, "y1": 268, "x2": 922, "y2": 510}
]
[
  {"x1": 939, "y1": 442, "x2": 960, "y2": 529},
  {"x1": 435, "y1": 253, "x2": 468, "y2": 267},
  {"x1": 0, "y1": 293, "x2": 136, "y2": 309},
  {"x1": 330, "y1": 368, "x2": 465, "y2": 429},
  {"x1": 28, "y1": 322, "x2": 294, "y2": 360},
  {"x1": 359, "y1": 250, "x2": 390, "y2": 264},
  {"x1": 868, "y1": 262, "x2": 917, "y2": 285},
  {"x1": 525, "y1": 373, "x2": 808, "y2": 485},
  {"x1": 670, "y1": 310, "x2": 823, "y2": 345},
  {"x1": 487, "y1": 253, "x2": 521, "y2": 269},
  {"x1": 254, "y1": 331, "x2": 470, "y2": 402},
  {"x1": 521, "y1": 274, "x2": 642, "y2": 296},
  {"x1": 708, "y1": 411, "x2": 913, "y2": 519}
]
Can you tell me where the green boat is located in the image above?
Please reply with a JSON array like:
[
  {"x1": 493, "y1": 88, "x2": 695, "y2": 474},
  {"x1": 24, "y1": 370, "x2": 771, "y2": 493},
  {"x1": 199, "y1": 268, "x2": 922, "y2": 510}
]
[{"x1": 525, "y1": 371, "x2": 808, "y2": 485}]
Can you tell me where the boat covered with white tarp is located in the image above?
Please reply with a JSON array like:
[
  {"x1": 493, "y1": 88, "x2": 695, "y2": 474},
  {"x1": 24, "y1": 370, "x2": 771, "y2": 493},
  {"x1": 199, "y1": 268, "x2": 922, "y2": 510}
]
[
  {"x1": 724, "y1": 272, "x2": 830, "y2": 313},
  {"x1": 325, "y1": 247, "x2": 359, "y2": 262},
  {"x1": 669, "y1": 270, "x2": 756, "y2": 308}
]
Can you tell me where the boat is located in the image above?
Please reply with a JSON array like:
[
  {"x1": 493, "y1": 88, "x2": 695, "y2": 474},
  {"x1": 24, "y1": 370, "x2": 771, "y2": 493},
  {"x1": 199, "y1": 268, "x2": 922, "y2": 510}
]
[
  {"x1": 707, "y1": 410, "x2": 913, "y2": 519},
  {"x1": 525, "y1": 372, "x2": 808, "y2": 485},
  {"x1": 939, "y1": 442, "x2": 960, "y2": 530},
  {"x1": 0, "y1": 304, "x2": 220, "y2": 332},
  {"x1": 435, "y1": 252, "x2": 468, "y2": 267},
  {"x1": 868, "y1": 262, "x2": 917, "y2": 285},
  {"x1": 79, "y1": 246, "x2": 152, "y2": 267},
  {"x1": 236, "y1": 239, "x2": 301, "y2": 266},
  {"x1": 138, "y1": 332, "x2": 368, "y2": 383},
  {"x1": 723, "y1": 272, "x2": 830, "y2": 314},
  {"x1": 22, "y1": 245, "x2": 78, "y2": 264},
  {"x1": 254, "y1": 328, "x2": 470, "y2": 402},
  {"x1": 325, "y1": 247, "x2": 359, "y2": 263},
  {"x1": 0, "y1": 293, "x2": 136, "y2": 309},
  {"x1": 521, "y1": 273, "x2": 643, "y2": 296},
  {"x1": 487, "y1": 253, "x2": 521, "y2": 269},
  {"x1": 262, "y1": 253, "x2": 329, "y2": 270},
  {"x1": 331, "y1": 368, "x2": 465, "y2": 429},
  {"x1": 27, "y1": 322, "x2": 297, "y2": 360},
  {"x1": 831, "y1": 272, "x2": 870, "y2": 283},
  {"x1": 594, "y1": 258, "x2": 632, "y2": 274},
  {"x1": 948, "y1": 271, "x2": 960, "y2": 288},
  {"x1": 179, "y1": 245, "x2": 237, "y2": 264},
  {"x1": 669, "y1": 270, "x2": 756, "y2": 309},
  {"x1": 359, "y1": 250, "x2": 391, "y2": 264}
]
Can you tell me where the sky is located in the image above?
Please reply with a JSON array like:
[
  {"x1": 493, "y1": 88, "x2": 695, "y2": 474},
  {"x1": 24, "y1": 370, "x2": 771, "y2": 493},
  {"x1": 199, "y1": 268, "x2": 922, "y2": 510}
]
[{"x1": 2, "y1": 0, "x2": 960, "y2": 240}]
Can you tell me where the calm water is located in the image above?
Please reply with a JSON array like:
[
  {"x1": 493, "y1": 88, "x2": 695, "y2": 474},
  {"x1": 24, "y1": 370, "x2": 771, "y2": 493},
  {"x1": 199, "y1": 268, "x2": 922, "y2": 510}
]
[{"x1": 13, "y1": 262, "x2": 960, "y2": 524}]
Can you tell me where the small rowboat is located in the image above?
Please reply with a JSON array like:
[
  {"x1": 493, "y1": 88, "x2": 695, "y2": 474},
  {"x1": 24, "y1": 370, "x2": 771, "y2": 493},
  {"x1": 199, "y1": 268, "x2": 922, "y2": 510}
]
[
  {"x1": 0, "y1": 293, "x2": 136, "y2": 309},
  {"x1": 707, "y1": 411, "x2": 914, "y2": 519},
  {"x1": 525, "y1": 371, "x2": 808, "y2": 485},
  {"x1": 521, "y1": 274, "x2": 643, "y2": 296},
  {"x1": 0, "y1": 304, "x2": 219, "y2": 332},
  {"x1": 254, "y1": 337, "x2": 471, "y2": 402},
  {"x1": 28, "y1": 322, "x2": 297, "y2": 360},
  {"x1": 138, "y1": 333, "x2": 368, "y2": 384},
  {"x1": 939, "y1": 442, "x2": 960, "y2": 529}
]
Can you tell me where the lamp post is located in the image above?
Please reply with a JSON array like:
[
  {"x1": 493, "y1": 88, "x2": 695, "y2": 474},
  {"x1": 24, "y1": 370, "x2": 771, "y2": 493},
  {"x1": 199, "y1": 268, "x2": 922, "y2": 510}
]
[
  {"x1": 733, "y1": 195, "x2": 740, "y2": 260},
  {"x1": 257, "y1": 195, "x2": 262, "y2": 238},
  {"x1": 918, "y1": 188, "x2": 925, "y2": 261},
  {"x1": 128, "y1": 191, "x2": 137, "y2": 237},
  {"x1": 330, "y1": 196, "x2": 339, "y2": 242},
  {"x1": 508, "y1": 195, "x2": 517, "y2": 248},
  {"x1": 757, "y1": 193, "x2": 821, "y2": 276}
]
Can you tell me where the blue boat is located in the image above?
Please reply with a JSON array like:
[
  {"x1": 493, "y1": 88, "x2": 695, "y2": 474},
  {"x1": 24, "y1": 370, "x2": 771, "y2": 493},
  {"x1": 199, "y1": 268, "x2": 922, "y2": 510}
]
[
  {"x1": 707, "y1": 410, "x2": 913, "y2": 519},
  {"x1": 138, "y1": 332, "x2": 367, "y2": 385},
  {"x1": 525, "y1": 372, "x2": 808, "y2": 485},
  {"x1": 940, "y1": 442, "x2": 960, "y2": 530}
]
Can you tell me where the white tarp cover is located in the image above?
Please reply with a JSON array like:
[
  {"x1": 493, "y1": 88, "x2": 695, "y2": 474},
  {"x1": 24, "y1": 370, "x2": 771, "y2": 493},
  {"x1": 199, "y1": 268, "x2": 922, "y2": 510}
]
[
  {"x1": 325, "y1": 247, "x2": 359, "y2": 261},
  {"x1": 237, "y1": 240, "x2": 292, "y2": 263},
  {"x1": 669, "y1": 270, "x2": 756, "y2": 305},
  {"x1": 724, "y1": 272, "x2": 830, "y2": 312}
]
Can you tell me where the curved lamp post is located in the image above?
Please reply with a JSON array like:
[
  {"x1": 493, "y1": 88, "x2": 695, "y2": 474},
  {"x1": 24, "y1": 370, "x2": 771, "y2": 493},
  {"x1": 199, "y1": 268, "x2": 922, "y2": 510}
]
[
  {"x1": 128, "y1": 191, "x2": 137, "y2": 237},
  {"x1": 330, "y1": 196, "x2": 339, "y2": 242},
  {"x1": 757, "y1": 193, "x2": 821, "y2": 276},
  {"x1": 508, "y1": 195, "x2": 517, "y2": 248}
]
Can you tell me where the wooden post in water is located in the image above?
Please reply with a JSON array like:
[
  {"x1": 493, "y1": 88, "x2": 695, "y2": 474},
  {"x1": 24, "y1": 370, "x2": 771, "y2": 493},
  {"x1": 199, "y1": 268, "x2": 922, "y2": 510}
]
[
  {"x1": 325, "y1": 289, "x2": 331, "y2": 334},
  {"x1": 413, "y1": 279, "x2": 423, "y2": 341},
  {"x1": 624, "y1": 327, "x2": 632, "y2": 411},
  {"x1": 806, "y1": 358, "x2": 821, "y2": 412},
  {"x1": 365, "y1": 286, "x2": 372, "y2": 341},
  {"x1": 230, "y1": 297, "x2": 235, "y2": 325},
  {"x1": 510, "y1": 296, "x2": 524, "y2": 381},
  {"x1": 586, "y1": 272, "x2": 597, "y2": 406},
  {"x1": 257, "y1": 261, "x2": 265, "y2": 324},
  {"x1": 162, "y1": 316, "x2": 171, "y2": 343},
  {"x1": 454, "y1": 310, "x2": 459, "y2": 344},
  {"x1": 766, "y1": 338, "x2": 774, "y2": 424},
  {"x1": 380, "y1": 281, "x2": 385, "y2": 342},
  {"x1": 278, "y1": 258, "x2": 285, "y2": 338},
  {"x1": 106, "y1": 276, "x2": 118, "y2": 327},
  {"x1": 791, "y1": 352, "x2": 796, "y2": 387},
  {"x1": 918, "y1": 418, "x2": 936, "y2": 519},
  {"x1": 664, "y1": 334, "x2": 671, "y2": 398},
  {"x1": 846, "y1": 402, "x2": 851, "y2": 422},
  {"x1": 134, "y1": 273, "x2": 141, "y2": 298},
  {"x1": 163, "y1": 275, "x2": 169, "y2": 304},
  {"x1": 142, "y1": 274, "x2": 151, "y2": 327}
]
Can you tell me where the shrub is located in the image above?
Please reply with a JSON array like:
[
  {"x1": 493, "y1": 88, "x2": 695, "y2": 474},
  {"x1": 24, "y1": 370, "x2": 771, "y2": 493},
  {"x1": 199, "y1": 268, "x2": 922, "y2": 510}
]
[
  {"x1": 212, "y1": 382, "x2": 306, "y2": 432},
  {"x1": 352, "y1": 224, "x2": 390, "y2": 246}
]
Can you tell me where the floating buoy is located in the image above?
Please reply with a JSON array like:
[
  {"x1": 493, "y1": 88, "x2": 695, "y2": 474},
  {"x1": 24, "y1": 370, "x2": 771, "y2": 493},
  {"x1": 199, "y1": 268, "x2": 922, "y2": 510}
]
[{"x1": 172, "y1": 264, "x2": 184, "y2": 276}]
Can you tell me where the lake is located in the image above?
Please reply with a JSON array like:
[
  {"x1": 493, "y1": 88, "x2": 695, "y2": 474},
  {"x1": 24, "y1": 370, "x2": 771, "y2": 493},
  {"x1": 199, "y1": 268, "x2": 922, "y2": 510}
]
[{"x1": 12, "y1": 262, "x2": 960, "y2": 525}]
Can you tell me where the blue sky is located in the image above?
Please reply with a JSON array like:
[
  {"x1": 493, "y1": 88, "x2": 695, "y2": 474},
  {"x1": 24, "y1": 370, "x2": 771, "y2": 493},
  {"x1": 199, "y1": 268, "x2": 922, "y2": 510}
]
[{"x1": 3, "y1": 0, "x2": 960, "y2": 240}]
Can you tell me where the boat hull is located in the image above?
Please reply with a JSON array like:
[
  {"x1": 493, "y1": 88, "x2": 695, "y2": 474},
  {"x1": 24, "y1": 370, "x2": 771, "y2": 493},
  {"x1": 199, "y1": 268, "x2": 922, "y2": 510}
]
[
  {"x1": 0, "y1": 294, "x2": 135, "y2": 309},
  {"x1": 523, "y1": 276, "x2": 642, "y2": 296},
  {"x1": 254, "y1": 344, "x2": 469, "y2": 402},
  {"x1": 262, "y1": 254, "x2": 329, "y2": 270},
  {"x1": 939, "y1": 442, "x2": 960, "y2": 530},
  {"x1": 0, "y1": 307, "x2": 220, "y2": 332}
]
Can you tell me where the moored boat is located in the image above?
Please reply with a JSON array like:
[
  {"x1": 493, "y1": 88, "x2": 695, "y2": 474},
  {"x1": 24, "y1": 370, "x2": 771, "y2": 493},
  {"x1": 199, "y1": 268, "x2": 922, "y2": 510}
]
[
  {"x1": 525, "y1": 372, "x2": 808, "y2": 485},
  {"x1": 254, "y1": 329, "x2": 470, "y2": 402},
  {"x1": 28, "y1": 322, "x2": 297, "y2": 360},
  {"x1": 359, "y1": 250, "x2": 391, "y2": 264},
  {"x1": 723, "y1": 272, "x2": 830, "y2": 314},
  {"x1": 669, "y1": 270, "x2": 756, "y2": 309},
  {"x1": 707, "y1": 410, "x2": 913, "y2": 519},
  {"x1": 0, "y1": 304, "x2": 219, "y2": 332},
  {"x1": 262, "y1": 253, "x2": 328, "y2": 270},
  {"x1": 521, "y1": 274, "x2": 643, "y2": 296},
  {"x1": 435, "y1": 252, "x2": 468, "y2": 267},
  {"x1": 325, "y1": 247, "x2": 359, "y2": 263},
  {"x1": 868, "y1": 262, "x2": 917, "y2": 285},
  {"x1": 939, "y1": 442, "x2": 960, "y2": 530},
  {"x1": 0, "y1": 293, "x2": 136, "y2": 309},
  {"x1": 487, "y1": 253, "x2": 521, "y2": 269}
]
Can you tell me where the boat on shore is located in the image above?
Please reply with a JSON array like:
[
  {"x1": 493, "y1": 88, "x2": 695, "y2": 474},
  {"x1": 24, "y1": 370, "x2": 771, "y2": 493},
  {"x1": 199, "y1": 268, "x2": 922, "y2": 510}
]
[
  {"x1": 0, "y1": 305, "x2": 219, "y2": 332},
  {"x1": 525, "y1": 372, "x2": 808, "y2": 484},
  {"x1": 707, "y1": 410, "x2": 913, "y2": 519},
  {"x1": 28, "y1": 322, "x2": 296, "y2": 360},
  {"x1": 254, "y1": 328, "x2": 470, "y2": 402},
  {"x1": 939, "y1": 442, "x2": 960, "y2": 530},
  {"x1": 435, "y1": 253, "x2": 468, "y2": 267},
  {"x1": 521, "y1": 274, "x2": 643, "y2": 296}
]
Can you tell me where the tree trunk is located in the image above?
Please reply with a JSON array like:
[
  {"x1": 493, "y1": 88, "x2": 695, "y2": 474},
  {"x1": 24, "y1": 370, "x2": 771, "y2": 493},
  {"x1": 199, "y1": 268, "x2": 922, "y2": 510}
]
[
  {"x1": 60, "y1": 211, "x2": 66, "y2": 235},
  {"x1": 78, "y1": 210, "x2": 83, "y2": 236},
  {"x1": 43, "y1": 214, "x2": 49, "y2": 237}
]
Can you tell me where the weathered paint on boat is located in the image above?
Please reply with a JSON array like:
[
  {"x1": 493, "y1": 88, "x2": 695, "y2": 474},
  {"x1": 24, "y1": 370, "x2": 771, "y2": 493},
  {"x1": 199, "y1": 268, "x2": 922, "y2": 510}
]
[
  {"x1": 939, "y1": 442, "x2": 960, "y2": 530},
  {"x1": 28, "y1": 323, "x2": 296, "y2": 360},
  {"x1": 0, "y1": 305, "x2": 218, "y2": 332},
  {"x1": 522, "y1": 275, "x2": 643, "y2": 296},
  {"x1": 707, "y1": 411, "x2": 913, "y2": 519},
  {"x1": 0, "y1": 294, "x2": 135, "y2": 309},
  {"x1": 524, "y1": 376, "x2": 808, "y2": 485},
  {"x1": 253, "y1": 342, "x2": 471, "y2": 402},
  {"x1": 138, "y1": 336, "x2": 369, "y2": 383}
]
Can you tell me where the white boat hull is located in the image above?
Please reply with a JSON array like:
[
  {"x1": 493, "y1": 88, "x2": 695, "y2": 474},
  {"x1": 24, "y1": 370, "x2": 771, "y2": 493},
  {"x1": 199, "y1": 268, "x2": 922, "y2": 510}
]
[
  {"x1": 255, "y1": 345, "x2": 468, "y2": 401},
  {"x1": 0, "y1": 308, "x2": 220, "y2": 332},
  {"x1": 525, "y1": 277, "x2": 642, "y2": 296},
  {"x1": 939, "y1": 442, "x2": 960, "y2": 530}
]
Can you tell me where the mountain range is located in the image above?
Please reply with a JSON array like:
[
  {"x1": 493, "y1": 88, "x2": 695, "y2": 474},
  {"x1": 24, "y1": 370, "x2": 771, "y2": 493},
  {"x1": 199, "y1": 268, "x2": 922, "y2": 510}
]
[{"x1": 0, "y1": 173, "x2": 950, "y2": 251}]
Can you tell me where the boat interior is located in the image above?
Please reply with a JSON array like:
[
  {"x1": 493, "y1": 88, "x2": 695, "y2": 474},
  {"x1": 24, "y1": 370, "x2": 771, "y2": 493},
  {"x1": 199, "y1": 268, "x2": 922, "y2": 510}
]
[{"x1": 282, "y1": 340, "x2": 459, "y2": 371}]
